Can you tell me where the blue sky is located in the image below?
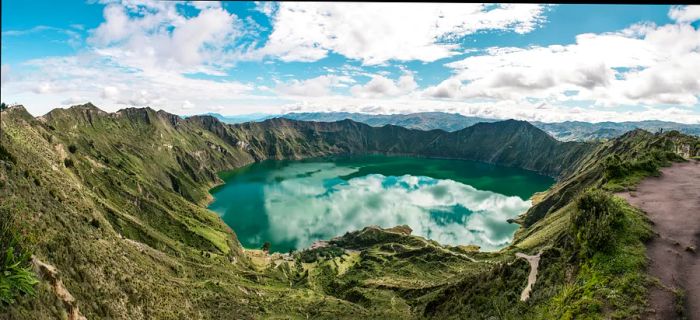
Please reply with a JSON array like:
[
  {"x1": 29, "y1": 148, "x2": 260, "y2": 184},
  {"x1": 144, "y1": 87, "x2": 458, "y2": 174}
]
[{"x1": 1, "y1": 2, "x2": 699, "y2": 123}]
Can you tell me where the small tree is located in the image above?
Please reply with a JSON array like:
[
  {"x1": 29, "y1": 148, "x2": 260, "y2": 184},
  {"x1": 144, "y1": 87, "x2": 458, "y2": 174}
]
[{"x1": 261, "y1": 242, "x2": 271, "y2": 253}]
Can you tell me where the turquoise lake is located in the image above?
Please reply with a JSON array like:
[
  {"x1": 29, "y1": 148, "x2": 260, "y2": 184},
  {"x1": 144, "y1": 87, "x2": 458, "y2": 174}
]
[{"x1": 208, "y1": 155, "x2": 554, "y2": 253}]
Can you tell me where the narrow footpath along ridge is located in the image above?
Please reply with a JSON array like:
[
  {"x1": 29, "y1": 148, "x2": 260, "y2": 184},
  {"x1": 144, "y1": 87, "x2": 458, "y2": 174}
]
[
  {"x1": 619, "y1": 160, "x2": 700, "y2": 320},
  {"x1": 516, "y1": 251, "x2": 542, "y2": 302}
]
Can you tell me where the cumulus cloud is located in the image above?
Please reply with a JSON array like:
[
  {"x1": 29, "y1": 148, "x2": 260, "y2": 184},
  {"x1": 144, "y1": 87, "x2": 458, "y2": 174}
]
[
  {"x1": 425, "y1": 20, "x2": 700, "y2": 107},
  {"x1": 350, "y1": 73, "x2": 418, "y2": 98},
  {"x1": 259, "y1": 3, "x2": 547, "y2": 65},
  {"x1": 90, "y1": 1, "x2": 239, "y2": 73},
  {"x1": 4, "y1": 2, "x2": 699, "y2": 123},
  {"x1": 32, "y1": 82, "x2": 63, "y2": 94},
  {"x1": 669, "y1": 5, "x2": 700, "y2": 23},
  {"x1": 101, "y1": 86, "x2": 119, "y2": 99},
  {"x1": 0, "y1": 54, "x2": 253, "y2": 115}
]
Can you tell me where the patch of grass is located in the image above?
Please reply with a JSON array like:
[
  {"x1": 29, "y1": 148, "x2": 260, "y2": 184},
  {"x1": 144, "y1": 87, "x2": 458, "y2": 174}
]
[
  {"x1": 534, "y1": 191, "x2": 653, "y2": 319},
  {"x1": 602, "y1": 150, "x2": 682, "y2": 192},
  {"x1": 673, "y1": 288, "x2": 686, "y2": 319},
  {"x1": 0, "y1": 208, "x2": 39, "y2": 306}
]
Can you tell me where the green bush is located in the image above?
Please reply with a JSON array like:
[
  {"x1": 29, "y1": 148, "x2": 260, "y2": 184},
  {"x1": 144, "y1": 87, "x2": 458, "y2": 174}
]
[
  {"x1": 570, "y1": 190, "x2": 624, "y2": 257},
  {"x1": 68, "y1": 144, "x2": 78, "y2": 153},
  {"x1": 0, "y1": 211, "x2": 38, "y2": 305},
  {"x1": 603, "y1": 155, "x2": 627, "y2": 179},
  {"x1": 0, "y1": 145, "x2": 16, "y2": 164},
  {"x1": 298, "y1": 246, "x2": 345, "y2": 263}
]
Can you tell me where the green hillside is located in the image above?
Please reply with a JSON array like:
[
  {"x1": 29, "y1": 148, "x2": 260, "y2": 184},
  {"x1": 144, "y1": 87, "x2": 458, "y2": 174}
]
[{"x1": 1, "y1": 103, "x2": 698, "y2": 319}]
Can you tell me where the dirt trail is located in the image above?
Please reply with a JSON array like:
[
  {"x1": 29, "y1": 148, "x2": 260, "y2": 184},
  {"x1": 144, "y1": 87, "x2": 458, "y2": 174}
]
[
  {"x1": 516, "y1": 251, "x2": 541, "y2": 302},
  {"x1": 619, "y1": 160, "x2": 700, "y2": 320}
]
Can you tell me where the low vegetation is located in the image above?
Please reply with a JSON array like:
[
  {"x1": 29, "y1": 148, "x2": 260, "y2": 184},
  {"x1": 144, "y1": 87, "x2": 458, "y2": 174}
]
[
  {"x1": 0, "y1": 207, "x2": 38, "y2": 306},
  {"x1": 603, "y1": 150, "x2": 684, "y2": 192}
]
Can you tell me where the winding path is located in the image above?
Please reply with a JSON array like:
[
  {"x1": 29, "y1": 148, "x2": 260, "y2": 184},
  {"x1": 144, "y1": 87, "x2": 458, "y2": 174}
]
[
  {"x1": 516, "y1": 251, "x2": 541, "y2": 302},
  {"x1": 619, "y1": 160, "x2": 700, "y2": 320}
]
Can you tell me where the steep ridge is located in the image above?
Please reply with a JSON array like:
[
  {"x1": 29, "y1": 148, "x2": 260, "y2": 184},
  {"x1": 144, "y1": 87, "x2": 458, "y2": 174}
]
[
  {"x1": 2, "y1": 103, "x2": 699, "y2": 319},
  {"x1": 189, "y1": 116, "x2": 593, "y2": 177}
]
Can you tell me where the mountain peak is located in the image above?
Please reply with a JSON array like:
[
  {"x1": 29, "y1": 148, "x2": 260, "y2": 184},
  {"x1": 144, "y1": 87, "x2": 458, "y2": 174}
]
[
  {"x1": 1, "y1": 104, "x2": 33, "y2": 121},
  {"x1": 68, "y1": 102, "x2": 101, "y2": 111}
]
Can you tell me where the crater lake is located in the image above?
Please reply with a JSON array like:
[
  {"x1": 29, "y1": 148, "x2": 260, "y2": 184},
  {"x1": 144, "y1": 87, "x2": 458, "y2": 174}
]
[{"x1": 208, "y1": 155, "x2": 554, "y2": 253}]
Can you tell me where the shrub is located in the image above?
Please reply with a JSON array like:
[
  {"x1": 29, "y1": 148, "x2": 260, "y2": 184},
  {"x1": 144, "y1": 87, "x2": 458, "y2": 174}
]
[
  {"x1": 64, "y1": 158, "x2": 74, "y2": 168},
  {"x1": 298, "y1": 246, "x2": 345, "y2": 263},
  {"x1": 570, "y1": 190, "x2": 624, "y2": 258},
  {"x1": 0, "y1": 211, "x2": 38, "y2": 305},
  {"x1": 603, "y1": 155, "x2": 627, "y2": 179},
  {"x1": 0, "y1": 145, "x2": 16, "y2": 164},
  {"x1": 68, "y1": 144, "x2": 78, "y2": 153}
]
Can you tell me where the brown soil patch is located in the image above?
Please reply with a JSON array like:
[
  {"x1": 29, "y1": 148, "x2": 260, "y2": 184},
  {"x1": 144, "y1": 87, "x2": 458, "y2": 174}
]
[{"x1": 619, "y1": 160, "x2": 700, "y2": 319}]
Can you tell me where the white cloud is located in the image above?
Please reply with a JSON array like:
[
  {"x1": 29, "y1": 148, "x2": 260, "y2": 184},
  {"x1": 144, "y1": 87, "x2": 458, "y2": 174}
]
[
  {"x1": 3, "y1": 2, "x2": 699, "y2": 124},
  {"x1": 89, "y1": 2, "x2": 239, "y2": 73},
  {"x1": 254, "y1": 1, "x2": 277, "y2": 16},
  {"x1": 1, "y1": 54, "x2": 255, "y2": 115},
  {"x1": 669, "y1": 5, "x2": 700, "y2": 23},
  {"x1": 259, "y1": 3, "x2": 547, "y2": 65},
  {"x1": 275, "y1": 75, "x2": 355, "y2": 97},
  {"x1": 350, "y1": 73, "x2": 418, "y2": 98},
  {"x1": 61, "y1": 96, "x2": 89, "y2": 105},
  {"x1": 32, "y1": 82, "x2": 61, "y2": 94},
  {"x1": 181, "y1": 100, "x2": 195, "y2": 110},
  {"x1": 101, "y1": 86, "x2": 119, "y2": 99},
  {"x1": 425, "y1": 21, "x2": 700, "y2": 107},
  {"x1": 1, "y1": 65, "x2": 10, "y2": 86}
]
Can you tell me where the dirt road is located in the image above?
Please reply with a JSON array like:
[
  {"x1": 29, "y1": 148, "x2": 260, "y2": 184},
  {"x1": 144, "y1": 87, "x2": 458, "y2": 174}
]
[{"x1": 619, "y1": 160, "x2": 700, "y2": 320}]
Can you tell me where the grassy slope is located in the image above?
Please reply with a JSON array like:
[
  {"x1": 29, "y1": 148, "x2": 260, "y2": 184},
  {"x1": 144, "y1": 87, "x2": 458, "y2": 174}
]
[
  {"x1": 0, "y1": 106, "x2": 371, "y2": 319},
  {"x1": 1, "y1": 104, "x2": 698, "y2": 319}
]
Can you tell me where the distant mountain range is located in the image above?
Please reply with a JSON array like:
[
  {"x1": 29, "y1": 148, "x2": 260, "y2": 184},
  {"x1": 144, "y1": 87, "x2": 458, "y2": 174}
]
[
  {"x1": 198, "y1": 112, "x2": 278, "y2": 124},
  {"x1": 205, "y1": 111, "x2": 700, "y2": 142}
]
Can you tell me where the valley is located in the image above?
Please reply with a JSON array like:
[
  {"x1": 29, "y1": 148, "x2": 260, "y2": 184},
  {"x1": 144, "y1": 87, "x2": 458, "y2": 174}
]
[
  {"x1": 1, "y1": 103, "x2": 700, "y2": 319},
  {"x1": 3, "y1": 2, "x2": 700, "y2": 319}
]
